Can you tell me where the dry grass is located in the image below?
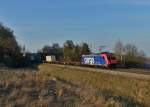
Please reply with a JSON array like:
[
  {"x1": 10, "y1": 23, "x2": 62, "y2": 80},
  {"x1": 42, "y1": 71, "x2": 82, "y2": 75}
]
[
  {"x1": 38, "y1": 63, "x2": 150, "y2": 107},
  {"x1": 0, "y1": 63, "x2": 149, "y2": 107}
]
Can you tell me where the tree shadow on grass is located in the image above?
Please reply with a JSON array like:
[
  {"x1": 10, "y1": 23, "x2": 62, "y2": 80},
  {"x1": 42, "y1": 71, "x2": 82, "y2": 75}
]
[
  {"x1": 0, "y1": 62, "x2": 42, "y2": 72},
  {"x1": 55, "y1": 77, "x2": 78, "y2": 88}
]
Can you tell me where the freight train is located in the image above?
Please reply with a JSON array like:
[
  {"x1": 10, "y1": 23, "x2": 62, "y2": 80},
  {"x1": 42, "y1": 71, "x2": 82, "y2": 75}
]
[
  {"x1": 43, "y1": 52, "x2": 118, "y2": 68},
  {"x1": 81, "y1": 52, "x2": 118, "y2": 67}
]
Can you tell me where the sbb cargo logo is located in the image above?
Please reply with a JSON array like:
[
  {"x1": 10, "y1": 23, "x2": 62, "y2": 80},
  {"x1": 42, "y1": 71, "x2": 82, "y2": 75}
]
[{"x1": 84, "y1": 57, "x2": 95, "y2": 65}]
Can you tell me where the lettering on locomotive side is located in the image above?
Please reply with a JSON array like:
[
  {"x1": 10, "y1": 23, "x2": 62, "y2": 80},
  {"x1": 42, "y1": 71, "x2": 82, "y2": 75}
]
[{"x1": 84, "y1": 57, "x2": 95, "y2": 64}]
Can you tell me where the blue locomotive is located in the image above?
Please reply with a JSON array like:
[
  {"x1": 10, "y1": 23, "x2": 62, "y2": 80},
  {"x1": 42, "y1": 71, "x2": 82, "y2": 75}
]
[{"x1": 81, "y1": 52, "x2": 118, "y2": 67}]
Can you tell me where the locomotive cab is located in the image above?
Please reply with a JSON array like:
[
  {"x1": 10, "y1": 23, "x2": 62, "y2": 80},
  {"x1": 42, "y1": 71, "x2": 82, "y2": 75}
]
[{"x1": 101, "y1": 52, "x2": 118, "y2": 67}]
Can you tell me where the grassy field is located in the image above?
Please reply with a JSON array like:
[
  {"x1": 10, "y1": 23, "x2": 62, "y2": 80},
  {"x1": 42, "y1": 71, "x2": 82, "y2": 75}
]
[{"x1": 0, "y1": 63, "x2": 150, "y2": 107}]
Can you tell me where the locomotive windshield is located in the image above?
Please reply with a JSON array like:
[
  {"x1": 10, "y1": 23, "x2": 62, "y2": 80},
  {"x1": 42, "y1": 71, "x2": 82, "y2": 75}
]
[{"x1": 107, "y1": 54, "x2": 116, "y2": 60}]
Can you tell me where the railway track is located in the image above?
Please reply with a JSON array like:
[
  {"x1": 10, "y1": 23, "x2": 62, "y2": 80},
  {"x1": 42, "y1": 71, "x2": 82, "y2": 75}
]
[
  {"x1": 51, "y1": 61, "x2": 150, "y2": 74},
  {"x1": 50, "y1": 63, "x2": 150, "y2": 80}
]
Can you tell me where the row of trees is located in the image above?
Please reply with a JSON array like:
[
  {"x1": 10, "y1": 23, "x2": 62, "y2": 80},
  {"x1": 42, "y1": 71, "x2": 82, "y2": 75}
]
[
  {"x1": 0, "y1": 23, "x2": 147, "y2": 68},
  {"x1": 63, "y1": 40, "x2": 90, "y2": 61},
  {"x1": 0, "y1": 23, "x2": 91, "y2": 67},
  {"x1": 114, "y1": 41, "x2": 146, "y2": 67},
  {"x1": 38, "y1": 43, "x2": 63, "y2": 61},
  {"x1": 38, "y1": 40, "x2": 91, "y2": 62},
  {"x1": 39, "y1": 40, "x2": 146, "y2": 67}
]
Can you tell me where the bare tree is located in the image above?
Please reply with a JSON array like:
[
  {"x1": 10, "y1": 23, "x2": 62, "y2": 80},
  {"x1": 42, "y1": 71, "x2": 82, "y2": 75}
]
[
  {"x1": 114, "y1": 40, "x2": 124, "y2": 55},
  {"x1": 124, "y1": 44, "x2": 138, "y2": 56},
  {"x1": 114, "y1": 40, "x2": 124, "y2": 65},
  {"x1": 114, "y1": 41, "x2": 146, "y2": 67},
  {"x1": 124, "y1": 44, "x2": 145, "y2": 67},
  {"x1": 80, "y1": 42, "x2": 91, "y2": 55},
  {"x1": 72, "y1": 45, "x2": 80, "y2": 61},
  {"x1": 63, "y1": 40, "x2": 74, "y2": 61}
]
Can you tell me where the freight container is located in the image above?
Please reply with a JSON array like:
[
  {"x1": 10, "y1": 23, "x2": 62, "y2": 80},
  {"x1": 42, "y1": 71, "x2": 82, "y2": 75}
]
[{"x1": 46, "y1": 55, "x2": 56, "y2": 62}]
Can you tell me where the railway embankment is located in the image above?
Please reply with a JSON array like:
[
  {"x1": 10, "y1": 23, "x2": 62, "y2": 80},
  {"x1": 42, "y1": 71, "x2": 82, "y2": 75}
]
[{"x1": 49, "y1": 64, "x2": 150, "y2": 80}]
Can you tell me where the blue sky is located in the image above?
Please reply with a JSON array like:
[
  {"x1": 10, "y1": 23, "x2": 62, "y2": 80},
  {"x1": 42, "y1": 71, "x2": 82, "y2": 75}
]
[{"x1": 0, "y1": 0, "x2": 150, "y2": 55}]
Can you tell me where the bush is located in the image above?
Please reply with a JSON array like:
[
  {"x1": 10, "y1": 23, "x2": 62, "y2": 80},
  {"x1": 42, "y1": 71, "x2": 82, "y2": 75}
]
[
  {"x1": 0, "y1": 23, "x2": 21, "y2": 67},
  {"x1": 114, "y1": 41, "x2": 146, "y2": 68}
]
